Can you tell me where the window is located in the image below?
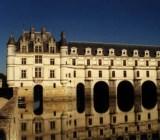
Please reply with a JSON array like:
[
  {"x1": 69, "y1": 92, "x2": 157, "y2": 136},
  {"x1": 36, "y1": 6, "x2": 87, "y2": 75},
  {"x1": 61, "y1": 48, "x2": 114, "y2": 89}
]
[
  {"x1": 53, "y1": 83, "x2": 56, "y2": 88},
  {"x1": 21, "y1": 82, "x2": 23, "y2": 87},
  {"x1": 137, "y1": 125, "x2": 139, "y2": 131},
  {"x1": 51, "y1": 134, "x2": 55, "y2": 140},
  {"x1": 22, "y1": 58, "x2": 26, "y2": 65},
  {"x1": 135, "y1": 60, "x2": 138, "y2": 66},
  {"x1": 112, "y1": 71, "x2": 115, "y2": 77},
  {"x1": 137, "y1": 71, "x2": 140, "y2": 77},
  {"x1": 35, "y1": 122, "x2": 42, "y2": 134},
  {"x1": 73, "y1": 131, "x2": 77, "y2": 138},
  {"x1": 112, "y1": 128, "x2": 115, "y2": 134},
  {"x1": 21, "y1": 70, "x2": 26, "y2": 78},
  {"x1": 148, "y1": 124, "x2": 151, "y2": 130},
  {"x1": 73, "y1": 71, "x2": 76, "y2": 78},
  {"x1": 111, "y1": 60, "x2": 114, "y2": 66},
  {"x1": 100, "y1": 117, "x2": 103, "y2": 124},
  {"x1": 88, "y1": 118, "x2": 92, "y2": 125},
  {"x1": 146, "y1": 71, "x2": 150, "y2": 77},
  {"x1": 50, "y1": 59, "x2": 55, "y2": 65},
  {"x1": 148, "y1": 113, "x2": 151, "y2": 120},
  {"x1": 87, "y1": 59, "x2": 90, "y2": 65},
  {"x1": 21, "y1": 136, "x2": 27, "y2": 140},
  {"x1": 138, "y1": 115, "x2": 141, "y2": 121},
  {"x1": 53, "y1": 111, "x2": 56, "y2": 116},
  {"x1": 72, "y1": 59, "x2": 76, "y2": 65},
  {"x1": 35, "y1": 46, "x2": 42, "y2": 52},
  {"x1": 74, "y1": 120, "x2": 77, "y2": 126},
  {"x1": 50, "y1": 121, "x2": 55, "y2": 130},
  {"x1": 35, "y1": 67, "x2": 42, "y2": 78},
  {"x1": 99, "y1": 71, "x2": 102, "y2": 78},
  {"x1": 113, "y1": 116, "x2": 116, "y2": 123},
  {"x1": 123, "y1": 71, "x2": 127, "y2": 77},
  {"x1": 88, "y1": 71, "x2": 91, "y2": 77},
  {"x1": 88, "y1": 130, "x2": 91, "y2": 137},
  {"x1": 35, "y1": 55, "x2": 42, "y2": 64},
  {"x1": 100, "y1": 129, "x2": 103, "y2": 136},
  {"x1": 50, "y1": 47, "x2": 54, "y2": 53},
  {"x1": 35, "y1": 136, "x2": 43, "y2": 140},
  {"x1": 50, "y1": 70, "x2": 55, "y2": 78},
  {"x1": 18, "y1": 97, "x2": 26, "y2": 108},
  {"x1": 124, "y1": 115, "x2": 128, "y2": 122},
  {"x1": 158, "y1": 61, "x2": 160, "y2": 67},
  {"x1": 146, "y1": 60, "x2": 149, "y2": 66},
  {"x1": 98, "y1": 59, "x2": 102, "y2": 65},
  {"x1": 125, "y1": 127, "x2": 128, "y2": 133},
  {"x1": 22, "y1": 46, "x2": 27, "y2": 53},
  {"x1": 21, "y1": 122, "x2": 27, "y2": 131},
  {"x1": 123, "y1": 60, "x2": 126, "y2": 66}
]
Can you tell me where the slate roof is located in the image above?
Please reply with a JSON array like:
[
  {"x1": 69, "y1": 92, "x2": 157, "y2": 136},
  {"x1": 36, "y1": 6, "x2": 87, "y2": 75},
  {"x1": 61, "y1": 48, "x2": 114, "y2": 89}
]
[{"x1": 68, "y1": 42, "x2": 160, "y2": 57}]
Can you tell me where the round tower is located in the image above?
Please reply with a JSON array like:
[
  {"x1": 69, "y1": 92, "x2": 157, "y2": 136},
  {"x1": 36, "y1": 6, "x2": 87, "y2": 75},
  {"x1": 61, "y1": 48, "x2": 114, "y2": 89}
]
[
  {"x1": 60, "y1": 32, "x2": 68, "y2": 86},
  {"x1": 7, "y1": 35, "x2": 16, "y2": 87}
]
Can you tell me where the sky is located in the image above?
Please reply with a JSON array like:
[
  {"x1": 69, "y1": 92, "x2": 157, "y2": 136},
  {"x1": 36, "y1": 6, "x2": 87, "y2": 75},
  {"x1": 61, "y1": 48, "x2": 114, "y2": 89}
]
[{"x1": 0, "y1": 0, "x2": 160, "y2": 73}]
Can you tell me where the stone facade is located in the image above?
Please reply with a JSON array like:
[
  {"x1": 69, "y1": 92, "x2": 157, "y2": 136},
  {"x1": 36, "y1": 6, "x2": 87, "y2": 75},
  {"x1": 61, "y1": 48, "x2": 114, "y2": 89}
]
[{"x1": 0, "y1": 27, "x2": 160, "y2": 139}]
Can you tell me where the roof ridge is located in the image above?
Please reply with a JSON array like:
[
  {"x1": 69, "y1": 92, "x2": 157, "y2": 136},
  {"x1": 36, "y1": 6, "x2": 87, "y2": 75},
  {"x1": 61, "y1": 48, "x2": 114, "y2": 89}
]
[{"x1": 69, "y1": 41, "x2": 160, "y2": 47}]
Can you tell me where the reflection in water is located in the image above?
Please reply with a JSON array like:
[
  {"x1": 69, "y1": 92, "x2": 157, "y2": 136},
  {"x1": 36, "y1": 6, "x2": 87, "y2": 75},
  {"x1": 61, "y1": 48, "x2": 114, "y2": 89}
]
[{"x1": 0, "y1": 130, "x2": 6, "y2": 140}]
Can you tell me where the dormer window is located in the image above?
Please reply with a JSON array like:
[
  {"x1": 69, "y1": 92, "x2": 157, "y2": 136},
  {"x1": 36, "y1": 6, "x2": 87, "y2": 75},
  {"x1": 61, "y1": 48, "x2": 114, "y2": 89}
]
[
  {"x1": 156, "y1": 51, "x2": 160, "y2": 57},
  {"x1": 122, "y1": 49, "x2": 127, "y2": 56},
  {"x1": 85, "y1": 47, "x2": 91, "y2": 55},
  {"x1": 37, "y1": 37, "x2": 41, "y2": 42},
  {"x1": 71, "y1": 47, "x2": 77, "y2": 54},
  {"x1": 50, "y1": 46, "x2": 55, "y2": 53},
  {"x1": 109, "y1": 48, "x2": 115, "y2": 56},
  {"x1": 35, "y1": 46, "x2": 42, "y2": 53},
  {"x1": 145, "y1": 50, "x2": 150, "y2": 57},
  {"x1": 133, "y1": 50, "x2": 139, "y2": 57},
  {"x1": 21, "y1": 46, "x2": 27, "y2": 53},
  {"x1": 97, "y1": 48, "x2": 103, "y2": 55}
]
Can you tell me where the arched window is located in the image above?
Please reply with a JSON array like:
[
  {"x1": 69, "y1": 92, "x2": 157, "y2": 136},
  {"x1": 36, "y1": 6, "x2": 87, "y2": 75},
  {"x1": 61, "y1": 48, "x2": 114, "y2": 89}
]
[
  {"x1": 112, "y1": 71, "x2": 115, "y2": 77},
  {"x1": 88, "y1": 71, "x2": 91, "y2": 77},
  {"x1": 33, "y1": 85, "x2": 43, "y2": 115},
  {"x1": 76, "y1": 83, "x2": 85, "y2": 113}
]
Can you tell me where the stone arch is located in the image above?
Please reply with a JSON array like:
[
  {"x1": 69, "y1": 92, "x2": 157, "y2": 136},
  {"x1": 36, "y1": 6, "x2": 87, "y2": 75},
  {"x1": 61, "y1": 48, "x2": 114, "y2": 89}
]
[
  {"x1": 117, "y1": 80, "x2": 134, "y2": 112},
  {"x1": 142, "y1": 80, "x2": 157, "y2": 109},
  {"x1": 93, "y1": 81, "x2": 109, "y2": 113},
  {"x1": 33, "y1": 85, "x2": 43, "y2": 115},
  {"x1": 76, "y1": 83, "x2": 85, "y2": 113},
  {"x1": 0, "y1": 129, "x2": 6, "y2": 140}
]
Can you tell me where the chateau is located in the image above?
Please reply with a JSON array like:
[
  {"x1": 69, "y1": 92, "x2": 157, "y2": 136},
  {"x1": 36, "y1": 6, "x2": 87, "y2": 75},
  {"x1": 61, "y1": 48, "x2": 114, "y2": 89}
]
[{"x1": 0, "y1": 27, "x2": 160, "y2": 140}]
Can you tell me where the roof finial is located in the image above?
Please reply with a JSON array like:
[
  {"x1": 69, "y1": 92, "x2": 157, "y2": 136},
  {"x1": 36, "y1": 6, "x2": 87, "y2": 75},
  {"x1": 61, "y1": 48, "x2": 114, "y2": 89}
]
[
  {"x1": 30, "y1": 26, "x2": 35, "y2": 33},
  {"x1": 7, "y1": 34, "x2": 16, "y2": 45}
]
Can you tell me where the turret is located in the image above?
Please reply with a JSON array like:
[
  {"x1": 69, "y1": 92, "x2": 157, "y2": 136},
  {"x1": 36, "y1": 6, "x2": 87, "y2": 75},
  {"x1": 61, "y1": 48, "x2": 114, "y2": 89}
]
[
  {"x1": 60, "y1": 32, "x2": 68, "y2": 56},
  {"x1": 60, "y1": 32, "x2": 68, "y2": 86},
  {"x1": 7, "y1": 35, "x2": 16, "y2": 87}
]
